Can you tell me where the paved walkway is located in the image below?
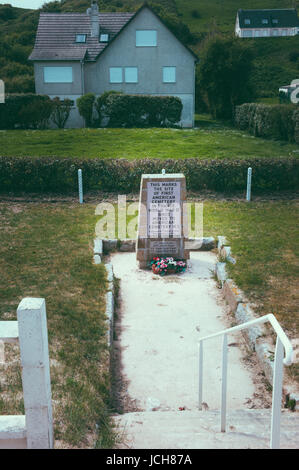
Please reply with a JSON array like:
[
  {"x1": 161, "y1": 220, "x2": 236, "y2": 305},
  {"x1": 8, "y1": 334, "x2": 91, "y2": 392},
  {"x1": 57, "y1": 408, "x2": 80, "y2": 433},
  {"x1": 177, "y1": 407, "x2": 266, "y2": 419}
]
[{"x1": 111, "y1": 251, "x2": 255, "y2": 412}]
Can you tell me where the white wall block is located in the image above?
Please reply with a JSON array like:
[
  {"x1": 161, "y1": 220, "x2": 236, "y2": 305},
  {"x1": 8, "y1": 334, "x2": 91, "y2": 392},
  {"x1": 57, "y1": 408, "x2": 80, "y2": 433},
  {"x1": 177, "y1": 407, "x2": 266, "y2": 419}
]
[{"x1": 17, "y1": 298, "x2": 53, "y2": 449}]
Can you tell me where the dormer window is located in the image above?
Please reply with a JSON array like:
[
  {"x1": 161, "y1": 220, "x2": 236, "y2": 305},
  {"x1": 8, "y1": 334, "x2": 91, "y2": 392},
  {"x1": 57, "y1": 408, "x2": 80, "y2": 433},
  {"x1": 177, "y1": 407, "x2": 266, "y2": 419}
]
[
  {"x1": 262, "y1": 19, "x2": 268, "y2": 24},
  {"x1": 272, "y1": 19, "x2": 278, "y2": 24},
  {"x1": 100, "y1": 33, "x2": 109, "y2": 42},
  {"x1": 76, "y1": 34, "x2": 87, "y2": 43},
  {"x1": 244, "y1": 19, "x2": 251, "y2": 25}
]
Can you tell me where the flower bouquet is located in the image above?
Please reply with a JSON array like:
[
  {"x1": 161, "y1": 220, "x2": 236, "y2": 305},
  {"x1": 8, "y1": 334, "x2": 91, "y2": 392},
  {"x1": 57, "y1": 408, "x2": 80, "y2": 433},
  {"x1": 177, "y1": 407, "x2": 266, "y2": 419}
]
[{"x1": 149, "y1": 257, "x2": 187, "y2": 276}]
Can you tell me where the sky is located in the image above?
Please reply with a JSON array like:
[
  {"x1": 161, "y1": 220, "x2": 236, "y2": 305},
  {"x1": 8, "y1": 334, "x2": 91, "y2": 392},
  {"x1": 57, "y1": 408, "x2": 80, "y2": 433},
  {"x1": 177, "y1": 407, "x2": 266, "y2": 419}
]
[{"x1": 0, "y1": 1, "x2": 45, "y2": 9}]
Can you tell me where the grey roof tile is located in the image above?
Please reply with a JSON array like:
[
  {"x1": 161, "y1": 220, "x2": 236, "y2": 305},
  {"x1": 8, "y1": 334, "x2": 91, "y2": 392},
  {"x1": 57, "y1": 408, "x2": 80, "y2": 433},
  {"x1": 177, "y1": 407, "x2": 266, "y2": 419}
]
[{"x1": 29, "y1": 12, "x2": 135, "y2": 61}]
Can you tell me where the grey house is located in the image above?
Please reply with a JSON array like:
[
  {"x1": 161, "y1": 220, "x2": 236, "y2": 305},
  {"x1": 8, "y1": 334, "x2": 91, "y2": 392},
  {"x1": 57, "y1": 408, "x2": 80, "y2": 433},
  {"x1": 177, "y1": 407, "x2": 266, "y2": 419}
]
[
  {"x1": 29, "y1": 1, "x2": 198, "y2": 128},
  {"x1": 235, "y1": 8, "x2": 299, "y2": 37}
]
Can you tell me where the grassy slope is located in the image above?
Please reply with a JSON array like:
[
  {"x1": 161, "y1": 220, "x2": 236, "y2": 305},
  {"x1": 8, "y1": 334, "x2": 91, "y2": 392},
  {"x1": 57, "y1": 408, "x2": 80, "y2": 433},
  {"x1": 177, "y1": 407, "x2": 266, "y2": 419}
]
[
  {"x1": 0, "y1": 124, "x2": 298, "y2": 159},
  {"x1": 176, "y1": 0, "x2": 299, "y2": 96},
  {"x1": 0, "y1": 201, "x2": 116, "y2": 448}
]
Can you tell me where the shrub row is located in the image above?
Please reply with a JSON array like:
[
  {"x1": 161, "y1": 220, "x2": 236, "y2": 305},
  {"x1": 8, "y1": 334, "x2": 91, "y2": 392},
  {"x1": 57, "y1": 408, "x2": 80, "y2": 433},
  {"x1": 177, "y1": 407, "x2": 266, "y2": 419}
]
[
  {"x1": 234, "y1": 103, "x2": 298, "y2": 143},
  {"x1": 77, "y1": 92, "x2": 183, "y2": 128},
  {"x1": 0, "y1": 157, "x2": 297, "y2": 194},
  {"x1": 0, "y1": 94, "x2": 72, "y2": 129}
]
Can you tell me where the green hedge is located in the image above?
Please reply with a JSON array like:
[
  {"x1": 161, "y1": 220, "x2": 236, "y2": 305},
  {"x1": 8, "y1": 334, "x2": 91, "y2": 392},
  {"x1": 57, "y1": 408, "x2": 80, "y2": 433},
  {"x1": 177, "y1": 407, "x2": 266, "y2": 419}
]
[
  {"x1": 0, "y1": 157, "x2": 297, "y2": 194},
  {"x1": 0, "y1": 94, "x2": 54, "y2": 129},
  {"x1": 102, "y1": 94, "x2": 183, "y2": 128},
  {"x1": 234, "y1": 103, "x2": 298, "y2": 142}
]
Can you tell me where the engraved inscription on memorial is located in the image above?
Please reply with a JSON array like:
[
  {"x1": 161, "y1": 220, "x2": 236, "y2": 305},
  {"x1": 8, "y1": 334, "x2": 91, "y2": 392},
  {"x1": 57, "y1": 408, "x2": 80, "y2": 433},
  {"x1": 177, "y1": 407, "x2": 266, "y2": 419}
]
[
  {"x1": 147, "y1": 181, "x2": 181, "y2": 238},
  {"x1": 149, "y1": 240, "x2": 178, "y2": 254}
]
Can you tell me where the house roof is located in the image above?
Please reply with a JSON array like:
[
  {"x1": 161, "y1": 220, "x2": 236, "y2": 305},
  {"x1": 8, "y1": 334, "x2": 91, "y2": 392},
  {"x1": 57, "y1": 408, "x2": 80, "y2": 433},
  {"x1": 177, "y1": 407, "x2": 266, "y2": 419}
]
[
  {"x1": 29, "y1": 4, "x2": 198, "y2": 62},
  {"x1": 29, "y1": 11, "x2": 135, "y2": 61},
  {"x1": 237, "y1": 8, "x2": 299, "y2": 28}
]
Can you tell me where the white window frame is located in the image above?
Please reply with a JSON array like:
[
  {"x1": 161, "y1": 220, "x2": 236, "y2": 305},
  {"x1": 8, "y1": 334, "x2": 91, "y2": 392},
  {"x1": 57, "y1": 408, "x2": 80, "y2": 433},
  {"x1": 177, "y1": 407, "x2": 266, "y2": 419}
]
[
  {"x1": 109, "y1": 67, "x2": 123, "y2": 83},
  {"x1": 44, "y1": 66, "x2": 73, "y2": 83},
  {"x1": 163, "y1": 66, "x2": 176, "y2": 83},
  {"x1": 136, "y1": 30, "x2": 157, "y2": 47},
  {"x1": 124, "y1": 67, "x2": 138, "y2": 83}
]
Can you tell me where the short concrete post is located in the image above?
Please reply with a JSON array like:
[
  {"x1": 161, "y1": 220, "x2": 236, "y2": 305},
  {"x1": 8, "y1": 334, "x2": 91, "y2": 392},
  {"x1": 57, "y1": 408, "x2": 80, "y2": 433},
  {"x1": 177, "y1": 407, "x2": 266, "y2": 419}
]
[
  {"x1": 78, "y1": 168, "x2": 83, "y2": 204},
  {"x1": 17, "y1": 298, "x2": 53, "y2": 449},
  {"x1": 246, "y1": 167, "x2": 252, "y2": 202}
]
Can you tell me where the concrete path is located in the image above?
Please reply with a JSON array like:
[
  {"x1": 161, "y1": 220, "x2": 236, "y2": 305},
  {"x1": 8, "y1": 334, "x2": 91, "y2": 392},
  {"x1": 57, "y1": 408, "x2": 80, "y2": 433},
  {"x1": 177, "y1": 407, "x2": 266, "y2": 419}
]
[{"x1": 111, "y1": 251, "x2": 256, "y2": 412}]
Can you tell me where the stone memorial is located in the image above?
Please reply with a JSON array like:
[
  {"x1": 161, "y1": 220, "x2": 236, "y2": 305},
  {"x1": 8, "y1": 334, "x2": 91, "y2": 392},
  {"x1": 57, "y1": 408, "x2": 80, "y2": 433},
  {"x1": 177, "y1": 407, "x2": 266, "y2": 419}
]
[{"x1": 136, "y1": 172, "x2": 189, "y2": 269}]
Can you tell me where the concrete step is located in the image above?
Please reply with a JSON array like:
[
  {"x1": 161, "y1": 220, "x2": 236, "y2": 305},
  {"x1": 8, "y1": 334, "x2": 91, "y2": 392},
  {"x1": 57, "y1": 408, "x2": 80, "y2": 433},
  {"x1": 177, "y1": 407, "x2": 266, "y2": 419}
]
[{"x1": 112, "y1": 409, "x2": 299, "y2": 449}]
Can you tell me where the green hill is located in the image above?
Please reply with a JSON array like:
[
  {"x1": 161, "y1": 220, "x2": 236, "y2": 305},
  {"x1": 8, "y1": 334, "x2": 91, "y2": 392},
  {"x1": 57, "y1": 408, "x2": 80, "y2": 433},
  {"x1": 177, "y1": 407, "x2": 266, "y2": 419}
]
[{"x1": 0, "y1": 0, "x2": 298, "y2": 98}]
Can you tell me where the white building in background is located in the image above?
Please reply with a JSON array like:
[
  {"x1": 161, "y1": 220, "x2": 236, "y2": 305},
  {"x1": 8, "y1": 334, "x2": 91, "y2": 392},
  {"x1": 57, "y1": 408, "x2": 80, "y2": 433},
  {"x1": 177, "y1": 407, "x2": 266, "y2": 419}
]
[{"x1": 235, "y1": 8, "x2": 299, "y2": 38}]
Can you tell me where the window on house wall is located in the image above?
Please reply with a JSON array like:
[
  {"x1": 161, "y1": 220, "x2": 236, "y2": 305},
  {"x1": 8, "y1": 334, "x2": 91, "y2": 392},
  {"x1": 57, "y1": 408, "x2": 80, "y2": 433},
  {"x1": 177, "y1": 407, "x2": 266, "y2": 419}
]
[
  {"x1": 244, "y1": 19, "x2": 251, "y2": 25},
  {"x1": 124, "y1": 67, "x2": 138, "y2": 83},
  {"x1": 136, "y1": 30, "x2": 157, "y2": 46},
  {"x1": 100, "y1": 33, "x2": 109, "y2": 42},
  {"x1": 163, "y1": 67, "x2": 176, "y2": 83},
  {"x1": 243, "y1": 30, "x2": 253, "y2": 37},
  {"x1": 76, "y1": 34, "x2": 86, "y2": 43},
  {"x1": 109, "y1": 67, "x2": 122, "y2": 83},
  {"x1": 44, "y1": 67, "x2": 73, "y2": 83}
]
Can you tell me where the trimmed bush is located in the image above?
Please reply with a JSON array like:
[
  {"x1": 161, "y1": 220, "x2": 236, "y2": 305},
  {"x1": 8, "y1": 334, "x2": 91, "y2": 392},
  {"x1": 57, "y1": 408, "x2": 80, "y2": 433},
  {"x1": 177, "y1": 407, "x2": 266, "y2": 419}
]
[
  {"x1": 0, "y1": 156, "x2": 297, "y2": 194},
  {"x1": 103, "y1": 94, "x2": 183, "y2": 128},
  {"x1": 0, "y1": 94, "x2": 54, "y2": 129},
  {"x1": 235, "y1": 103, "x2": 297, "y2": 142}
]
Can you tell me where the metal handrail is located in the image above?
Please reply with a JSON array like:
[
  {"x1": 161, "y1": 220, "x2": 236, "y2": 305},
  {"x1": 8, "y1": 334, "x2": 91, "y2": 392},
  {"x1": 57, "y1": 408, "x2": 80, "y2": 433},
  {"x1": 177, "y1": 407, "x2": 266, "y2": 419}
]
[{"x1": 198, "y1": 314, "x2": 294, "y2": 449}]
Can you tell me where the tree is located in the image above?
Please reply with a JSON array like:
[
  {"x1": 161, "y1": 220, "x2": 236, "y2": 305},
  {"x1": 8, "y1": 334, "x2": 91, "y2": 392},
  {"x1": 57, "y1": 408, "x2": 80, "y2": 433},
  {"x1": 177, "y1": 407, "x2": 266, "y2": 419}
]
[
  {"x1": 198, "y1": 36, "x2": 255, "y2": 119},
  {"x1": 51, "y1": 97, "x2": 72, "y2": 128},
  {"x1": 77, "y1": 93, "x2": 96, "y2": 127}
]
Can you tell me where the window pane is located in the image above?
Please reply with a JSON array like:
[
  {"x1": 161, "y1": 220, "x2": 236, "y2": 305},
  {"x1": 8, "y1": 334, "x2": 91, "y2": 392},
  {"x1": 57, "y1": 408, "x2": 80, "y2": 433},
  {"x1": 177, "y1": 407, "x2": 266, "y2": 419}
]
[
  {"x1": 44, "y1": 67, "x2": 73, "y2": 83},
  {"x1": 125, "y1": 67, "x2": 138, "y2": 83},
  {"x1": 100, "y1": 34, "x2": 109, "y2": 42},
  {"x1": 163, "y1": 67, "x2": 176, "y2": 83},
  {"x1": 76, "y1": 34, "x2": 86, "y2": 43},
  {"x1": 110, "y1": 67, "x2": 122, "y2": 83},
  {"x1": 136, "y1": 30, "x2": 157, "y2": 46}
]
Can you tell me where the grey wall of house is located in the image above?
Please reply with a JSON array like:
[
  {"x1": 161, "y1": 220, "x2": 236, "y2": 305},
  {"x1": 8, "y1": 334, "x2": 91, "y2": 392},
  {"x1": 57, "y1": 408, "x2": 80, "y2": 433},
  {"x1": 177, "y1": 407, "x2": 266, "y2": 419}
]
[
  {"x1": 33, "y1": 8, "x2": 196, "y2": 127},
  {"x1": 34, "y1": 61, "x2": 83, "y2": 95},
  {"x1": 84, "y1": 8, "x2": 196, "y2": 127}
]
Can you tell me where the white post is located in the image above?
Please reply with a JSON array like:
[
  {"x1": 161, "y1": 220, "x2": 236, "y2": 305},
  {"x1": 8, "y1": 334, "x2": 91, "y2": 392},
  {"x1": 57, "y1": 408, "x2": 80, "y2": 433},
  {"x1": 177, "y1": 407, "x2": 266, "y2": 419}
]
[
  {"x1": 246, "y1": 167, "x2": 252, "y2": 202},
  {"x1": 270, "y1": 337, "x2": 284, "y2": 449},
  {"x1": 17, "y1": 298, "x2": 53, "y2": 449},
  {"x1": 221, "y1": 334, "x2": 228, "y2": 432},
  {"x1": 78, "y1": 169, "x2": 83, "y2": 204}
]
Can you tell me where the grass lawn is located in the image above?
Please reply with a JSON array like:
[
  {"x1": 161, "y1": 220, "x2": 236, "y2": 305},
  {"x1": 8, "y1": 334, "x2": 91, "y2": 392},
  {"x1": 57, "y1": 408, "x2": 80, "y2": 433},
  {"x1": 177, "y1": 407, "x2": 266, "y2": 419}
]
[
  {"x1": 201, "y1": 199, "x2": 299, "y2": 382},
  {"x1": 0, "y1": 120, "x2": 298, "y2": 160},
  {"x1": 0, "y1": 201, "x2": 115, "y2": 448}
]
